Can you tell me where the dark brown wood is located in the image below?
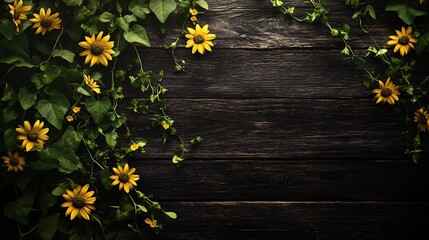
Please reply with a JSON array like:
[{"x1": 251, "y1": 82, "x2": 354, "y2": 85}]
[
  {"x1": 137, "y1": 160, "x2": 429, "y2": 201},
  {"x1": 121, "y1": 99, "x2": 410, "y2": 159},
  {"x1": 144, "y1": 201, "x2": 429, "y2": 239}
]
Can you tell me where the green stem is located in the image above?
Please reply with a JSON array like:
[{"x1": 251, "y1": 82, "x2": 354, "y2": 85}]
[{"x1": 92, "y1": 215, "x2": 108, "y2": 240}]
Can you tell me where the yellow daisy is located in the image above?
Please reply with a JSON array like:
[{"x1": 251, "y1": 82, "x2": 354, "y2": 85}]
[
  {"x1": 130, "y1": 143, "x2": 139, "y2": 151},
  {"x1": 84, "y1": 74, "x2": 101, "y2": 94},
  {"x1": 30, "y1": 8, "x2": 62, "y2": 35},
  {"x1": 372, "y1": 77, "x2": 400, "y2": 105},
  {"x1": 72, "y1": 106, "x2": 81, "y2": 113},
  {"x1": 2, "y1": 152, "x2": 25, "y2": 172},
  {"x1": 387, "y1": 26, "x2": 418, "y2": 56},
  {"x1": 79, "y1": 32, "x2": 115, "y2": 67},
  {"x1": 190, "y1": 16, "x2": 197, "y2": 22},
  {"x1": 61, "y1": 184, "x2": 96, "y2": 221},
  {"x1": 162, "y1": 121, "x2": 170, "y2": 130},
  {"x1": 109, "y1": 163, "x2": 140, "y2": 193},
  {"x1": 414, "y1": 107, "x2": 429, "y2": 132},
  {"x1": 16, "y1": 120, "x2": 49, "y2": 151},
  {"x1": 145, "y1": 218, "x2": 157, "y2": 228},
  {"x1": 66, "y1": 115, "x2": 74, "y2": 122},
  {"x1": 185, "y1": 24, "x2": 216, "y2": 55},
  {"x1": 189, "y1": 9, "x2": 198, "y2": 16},
  {"x1": 8, "y1": 0, "x2": 32, "y2": 32}
]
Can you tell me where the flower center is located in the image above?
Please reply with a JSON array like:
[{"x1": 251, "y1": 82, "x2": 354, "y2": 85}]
[
  {"x1": 41, "y1": 19, "x2": 52, "y2": 28},
  {"x1": 27, "y1": 131, "x2": 38, "y2": 141},
  {"x1": 119, "y1": 173, "x2": 130, "y2": 183},
  {"x1": 381, "y1": 88, "x2": 392, "y2": 97},
  {"x1": 194, "y1": 35, "x2": 204, "y2": 44},
  {"x1": 72, "y1": 197, "x2": 86, "y2": 208},
  {"x1": 398, "y1": 36, "x2": 409, "y2": 46},
  {"x1": 9, "y1": 157, "x2": 19, "y2": 166},
  {"x1": 90, "y1": 44, "x2": 104, "y2": 55},
  {"x1": 13, "y1": 10, "x2": 21, "y2": 20}
]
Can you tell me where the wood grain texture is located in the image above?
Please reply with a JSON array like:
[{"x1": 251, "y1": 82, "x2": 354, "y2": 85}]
[
  {"x1": 137, "y1": 160, "x2": 429, "y2": 201},
  {"x1": 120, "y1": 98, "x2": 409, "y2": 159},
  {"x1": 144, "y1": 201, "x2": 429, "y2": 240}
]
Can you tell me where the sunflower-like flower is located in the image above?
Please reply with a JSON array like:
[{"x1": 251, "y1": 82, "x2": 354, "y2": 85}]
[
  {"x1": 189, "y1": 9, "x2": 198, "y2": 16},
  {"x1": 61, "y1": 184, "x2": 96, "y2": 221},
  {"x1": 8, "y1": 0, "x2": 32, "y2": 32},
  {"x1": 72, "y1": 106, "x2": 81, "y2": 113},
  {"x1": 16, "y1": 120, "x2": 49, "y2": 151},
  {"x1": 66, "y1": 115, "x2": 74, "y2": 122},
  {"x1": 190, "y1": 16, "x2": 197, "y2": 22},
  {"x1": 130, "y1": 143, "x2": 139, "y2": 151},
  {"x1": 30, "y1": 8, "x2": 62, "y2": 35},
  {"x1": 414, "y1": 107, "x2": 429, "y2": 132},
  {"x1": 110, "y1": 163, "x2": 140, "y2": 193},
  {"x1": 79, "y1": 32, "x2": 115, "y2": 67},
  {"x1": 2, "y1": 152, "x2": 25, "y2": 172},
  {"x1": 387, "y1": 26, "x2": 418, "y2": 56},
  {"x1": 372, "y1": 77, "x2": 400, "y2": 105},
  {"x1": 145, "y1": 218, "x2": 158, "y2": 228},
  {"x1": 185, "y1": 24, "x2": 216, "y2": 55},
  {"x1": 84, "y1": 74, "x2": 101, "y2": 94}
]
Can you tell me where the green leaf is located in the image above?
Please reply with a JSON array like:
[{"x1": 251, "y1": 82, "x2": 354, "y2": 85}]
[
  {"x1": 386, "y1": 0, "x2": 428, "y2": 25},
  {"x1": 4, "y1": 191, "x2": 36, "y2": 225},
  {"x1": 62, "y1": 126, "x2": 84, "y2": 150},
  {"x1": 52, "y1": 49, "x2": 75, "y2": 63},
  {"x1": 51, "y1": 183, "x2": 68, "y2": 196},
  {"x1": 172, "y1": 154, "x2": 184, "y2": 164},
  {"x1": 18, "y1": 87, "x2": 37, "y2": 110},
  {"x1": 77, "y1": 86, "x2": 92, "y2": 96},
  {"x1": 40, "y1": 142, "x2": 80, "y2": 173},
  {"x1": 100, "y1": 168, "x2": 113, "y2": 191},
  {"x1": 124, "y1": 14, "x2": 137, "y2": 24},
  {"x1": 3, "y1": 106, "x2": 19, "y2": 123},
  {"x1": 63, "y1": 0, "x2": 84, "y2": 7},
  {"x1": 37, "y1": 94, "x2": 70, "y2": 130},
  {"x1": 129, "y1": 0, "x2": 151, "y2": 19},
  {"x1": 41, "y1": 65, "x2": 61, "y2": 85},
  {"x1": 123, "y1": 25, "x2": 151, "y2": 47},
  {"x1": 164, "y1": 211, "x2": 177, "y2": 219},
  {"x1": 364, "y1": 5, "x2": 376, "y2": 20},
  {"x1": 106, "y1": 130, "x2": 118, "y2": 149},
  {"x1": 38, "y1": 213, "x2": 60, "y2": 240},
  {"x1": 99, "y1": 12, "x2": 116, "y2": 22},
  {"x1": 85, "y1": 96, "x2": 112, "y2": 123},
  {"x1": 38, "y1": 190, "x2": 58, "y2": 216},
  {"x1": 1, "y1": 83, "x2": 17, "y2": 103},
  {"x1": 149, "y1": 0, "x2": 176, "y2": 23},
  {"x1": 415, "y1": 32, "x2": 429, "y2": 55},
  {"x1": 4, "y1": 128, "x2": 19, "y2": 150},
  {"x1": 0, "y1": 19, "x2": 14, "y2": 40},
  {"x1": 195, "y1": 0, "x2": 209, "y2": 10},
  {"x1": 116, "y1": 17, "x2": 129, "y2": 31}
]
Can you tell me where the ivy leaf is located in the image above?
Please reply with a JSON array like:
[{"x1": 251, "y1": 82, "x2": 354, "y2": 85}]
[
  {"x1": 41, "y1": 65, "x2": 61, "y2": 85},
  {"x1": 4, "y1": 191, "x2": 36, "y2": 225},
  {"x1": 129, "y1": 0, "x2": 151, "y2": 19},
  {"x1": 164, "y1": 211, "x2": 177, "y2": 219},
  {"x1": 62, "y1": 126, "x2": 84, "y2": 150},
  {"x1": 149, "y1": 0, "x2": 176, "y2": 23},
  {"x1": 123, "y1": 25, "x2": 151, "y2": 47},
  {"x1": 364, "y1": 5, "x2": 376, "y2": 20},
  {"x1": 38, "y1": 190, "x2": 58, "y2": 216},
  {"x1": 52, "y1": 49, "x2": 75, "y2": 63},
  {"x1": 18, "y1": 87, "x2": 37, "y2": 110},
  {"x1": 386, "y1": 0, "x2": 428, "y2": 25},
  {"x1": 99, "y1": 12, "x2": 116, "y2": 22},
  {"x1": 116, "y1": 17, "x2": 129, "y2": 31},
  {"x1": 415, "y1": 32, "x2": 429, "y2": 55},
  {"x1": 195, "y1": 0, "x2": 209, "y2": 10},
  {"x1": 106, "y1": 130, "x2": 118, "y2": 149},
  {"x1": 3, "y1": 107, "x2": 19, "y2": 123},
  {"x1": 0, "y1": 19, "x2": 14, "y2": 40},
  {"x1": 4, "y1": 128, "x2": 19, "y2": 150},
  {"x1": 37, "y1": 94, "x2": 70, "y2": 130},
  {"x1": 85, "y1": 96, "x2": 112, "y2": 123},
  {"x1": 40, "y1": 142, "x2": 80, "y2": 173},
  {"x1": 63, "y1": 0, "x2": 84, "y2": 7},
  {"x1": 100, "y1": 168, "x2": 113, "y2": 191},
  {"x1": 38, "y1": 213, "x2": 60, "y2": 240}
]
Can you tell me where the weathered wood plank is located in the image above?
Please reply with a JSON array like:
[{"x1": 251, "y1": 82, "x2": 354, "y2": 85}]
[
  {"x1": 121, "y1": 99, "x2": 410, "y2": 159},
  {"x1": 128, "y1": 49, "x2": 369, "y2": 99},
  {"x1": 144, "y1": 201, "x2": 429, "y2": 239},
  {"x1": 137, "y1": 160, "x2": 429, "y2": 201},
  {"x1": 147, "y1": 0, "x2": 398, "y2": 49}
]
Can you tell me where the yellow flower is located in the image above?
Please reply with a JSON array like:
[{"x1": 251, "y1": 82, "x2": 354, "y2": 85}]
[
  {"x1": 72, "y1": 106, "x2": 81, "y2": 113},
  {"x1": 387, "y1": 26, "x2": 418, "y2": 56},
  {"x1": 84, "y1": 74, "x2": 101, "y2": 94},
  {"x1": 2, "y1": 152, "x2": 25, "y2": 172},
  {"x1": 8, "y1": 0, "x2": 32, "y2": 32},
  {"x1": 414, "y1": 107, "x2": 429, "y2": 132},
  {"x1": 189, "y1": 9, "x2": 198, "y2": 16},
  {"x1": 30, "y1": 8, "x2": 62, "y2": 35},
  {"x1": 185, "y1": 24, "x2": 216, "y2": 55},
  {"x1": 162, "y1": 121, "x2": 170, "y2": 130},
  {"x1": 130, "y1": 143, "x2": 139, "y2": 151},
  {"x1": 61, "y1": 184, "x2": 96, "y2": 221},
  {"x1": 66, "y1": 115, "x2": 74, "y2": 122},
  {"x1": 79, "y1": 32, "x2": 115, "y2": 67},
  {"x1": 190, "y1": 16, "x2": 197, "y2": 22},
  {"x1": 372, "y1": 78, "x2": 400, "y2": 105},
  {"x1": 109, "y1": 163, "x2": 140, "y2": 193},
  {"x1": 16, "y1": 120, "x2": 49, "y2": 151},
  {"x1": 145, "y1": 218, "x2": 157, "y2": 228}
]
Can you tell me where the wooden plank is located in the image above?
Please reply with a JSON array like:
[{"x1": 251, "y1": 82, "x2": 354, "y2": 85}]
[
  {"x1": 120, "y1": 99, "x2": 410, "y2": 159},
  {"x1": 143, "y1": 201, "x2": 429, "y2": 239},
  {"x1": 147, "y1": 0, "x2": 395, "y2": 49},
  {"x1": 127, "y1": 48, "x2": 369, "y2": 99},
  {"x1": 136, "y1": 160, "x2": 429, "y2": 201}
]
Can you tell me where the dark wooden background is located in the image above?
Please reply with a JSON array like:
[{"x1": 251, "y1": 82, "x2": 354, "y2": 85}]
[{"x1": 128, "y1": 0, "x2": 429, "y2": 239}]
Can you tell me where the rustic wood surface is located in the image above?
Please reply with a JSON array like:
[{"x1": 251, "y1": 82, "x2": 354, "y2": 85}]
[{"x1": 125, "y1": 0, "x2": 429, "y2": 239}]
